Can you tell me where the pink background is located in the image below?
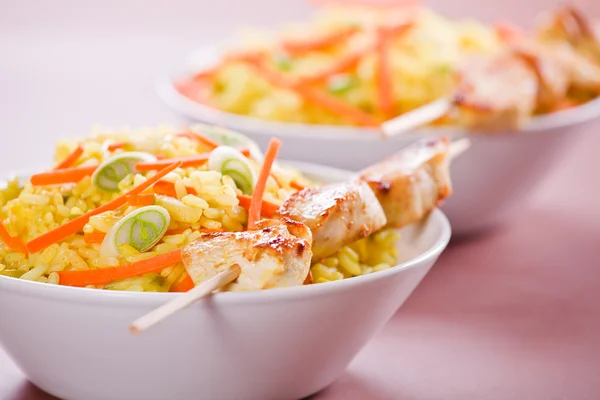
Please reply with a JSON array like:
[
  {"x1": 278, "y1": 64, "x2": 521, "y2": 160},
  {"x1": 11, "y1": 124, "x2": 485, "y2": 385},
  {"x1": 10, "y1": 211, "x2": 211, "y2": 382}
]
[{"x1": 1, "y1": 1, "x2": 600, "y2": 399}]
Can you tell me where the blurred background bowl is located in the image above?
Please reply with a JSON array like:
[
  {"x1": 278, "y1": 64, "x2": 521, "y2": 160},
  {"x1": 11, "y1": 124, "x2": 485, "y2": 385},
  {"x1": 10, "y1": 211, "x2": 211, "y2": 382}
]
[
  {"x1": 158, "y1": 49, "x2": 600, "y2": 235},
  {"x1": 0, "y1": 162, "x2": 450, "y2": 400}
]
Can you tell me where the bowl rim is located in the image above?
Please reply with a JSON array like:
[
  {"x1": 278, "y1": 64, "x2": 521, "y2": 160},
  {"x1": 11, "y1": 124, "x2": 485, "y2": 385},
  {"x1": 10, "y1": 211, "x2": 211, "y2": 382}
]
[
  {"x1": 0, "y1": 160, "x2": 451, "y2": 307},
  {"x1": 157, "y1": 43, "x2": 600, "y2": 141}
]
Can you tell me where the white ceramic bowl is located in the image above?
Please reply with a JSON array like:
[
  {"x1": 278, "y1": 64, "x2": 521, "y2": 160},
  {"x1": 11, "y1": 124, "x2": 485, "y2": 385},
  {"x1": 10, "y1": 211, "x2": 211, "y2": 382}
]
[
  {"x1": 157, "y1": 45, "x2": 600, "y2": 235},
  {"x1": 0, "y1": 162, "x2": 450, "y2": 400}
]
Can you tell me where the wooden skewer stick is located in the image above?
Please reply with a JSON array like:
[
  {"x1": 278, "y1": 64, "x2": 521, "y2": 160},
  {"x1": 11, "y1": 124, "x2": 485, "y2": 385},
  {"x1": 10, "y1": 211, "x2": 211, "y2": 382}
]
[
  {"x1": 129, "y1": 264, "x2": 242, "y2": 335},
  {"x1": 448, "y1": 138, "x2": 471, "y2": 161},
  {"x1": 380, "y1": 97, "x2": 454, "y2": 137}
]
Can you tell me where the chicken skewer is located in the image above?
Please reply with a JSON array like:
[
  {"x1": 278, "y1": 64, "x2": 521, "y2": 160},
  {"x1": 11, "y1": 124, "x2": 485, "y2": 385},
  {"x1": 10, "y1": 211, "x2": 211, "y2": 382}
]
[
  {"x1": 536, "y1": 5, "x2": 600, "y2": 65},
  {"x1": 358, "y1": 136, "x2": 454, "y2": 228},
  {"x1": 382, "y1": 51, "x2": 540, "y2": 135},
  {"x1": 382, "y1": 12, "x2": 600, "y2": 136},
  {"x1": 277, "y1": 180, "x2": 387, "y2": 260},
  {"x1": 130, "y1": 136, "x2": 465, "y2": 333}
]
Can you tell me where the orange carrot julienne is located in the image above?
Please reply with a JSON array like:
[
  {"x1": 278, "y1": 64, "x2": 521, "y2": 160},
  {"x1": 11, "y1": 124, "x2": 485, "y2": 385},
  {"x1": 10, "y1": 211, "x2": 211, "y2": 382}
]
[
  {"x1": 136, "y1": 147, "x2": 251, "y2": 171},
  {"x1": 270, "y1": 173, "x2": 282, "y2": 189},
  {"x1": 83, "y1": 232, "x2": 106, "y2": 244},
  {"x1": 106, "y1": 142, "x2": 126, "y2": 152},
  {"x1": 247, "y1": 60, "x2": 380, "y2": 126},
  {"x1": 238, "y1": 195, "x2": 281, "y2": 219},
  {"x1": 154, "y1": 181, "x2": 199, "y2": 198},
  {"x1": 303, "y1": 270, "x2": 313, "y2": 285},
  {"x1": 126, "y1": 194, "x2": 155, "y2": 206},
  {"x1": 175, "y1": 78, "x2": 214, "y2": 106},
  {"x1": 290, "y1": 180, "x2": 306, "y2": 191},
  {"x1": 153, "y1": 181, "x2": 178, "y2": 198},
  {"x1": 301, "y1": 43, "x2": 376, "y2": 83},
  {"x1": 0, "y1": 222, "x2": 28, "y2": 254},
  {"x1": 31, "y1": 165, "x2": 98, "y2": 186},
  {"x1": 54, "y1": 145, "x2": 84, "y2": 170},
  {"x1": 171, "y1": 274, "x2": 195, "y2": 292},
  {"x1": 282, "y1": 26, "x2": 359, "y2": 55},
  {"x1": 192, "y1": 67, "x2": 218, "y2": 81},
  {"x1": 176, "y1": 128, "x2": 221, "y2": 150},
  {"x1": 296, "y1": 85, "x2": 381, "y2": 126},
  {"x1": 494, "y1": 21, "x2": 526, "y2": 44},
  {"x1": 58, "y1": 248, "x2": 183, "y2": 287},
  {"x1": 375, "y1": 27, "x2": 394, "y2": 118},
  {"x1": 382, "y1": 19, "x2": 415, "y2": 36},
  {"x1": 246, "y1": 138, "x2": 282, "y2": 229},
  {"x1": 26, "y1": 161, "x2": 182, "y2": 254}
]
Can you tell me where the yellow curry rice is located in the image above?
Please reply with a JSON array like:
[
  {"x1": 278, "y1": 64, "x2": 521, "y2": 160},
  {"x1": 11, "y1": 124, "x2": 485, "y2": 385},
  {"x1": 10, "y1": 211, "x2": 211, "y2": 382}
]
[{"x1": 0, "y1": 125, "x2": 398, "y2": 291}]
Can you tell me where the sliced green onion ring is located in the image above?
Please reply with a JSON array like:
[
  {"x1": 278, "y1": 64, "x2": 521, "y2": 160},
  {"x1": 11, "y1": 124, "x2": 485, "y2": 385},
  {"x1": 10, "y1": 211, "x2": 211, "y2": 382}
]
[
  {"x1": 92, "y1": 152, "x2": 156, "y2": 192},
  {"x1": 188, "y1": 124, "x2": 263, "y2": 161},
  {"x1": 100, "y1": 205, "x2": 171, "y2": 257},
  {"x1": 208, "y1": 146, "x2": 257, "y2": 195}
]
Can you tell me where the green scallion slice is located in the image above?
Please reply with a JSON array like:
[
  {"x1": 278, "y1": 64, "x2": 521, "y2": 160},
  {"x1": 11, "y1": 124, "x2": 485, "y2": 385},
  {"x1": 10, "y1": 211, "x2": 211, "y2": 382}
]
[
  {"x1": 100, "y1": 205, "x2": 170, "y2": 257},
  {"x1": 92, "y1": 152, "x2": 156, "y2": 193},
  {"x1": 188, "y1": 125, "x2": 263, "y2": 161},
  {"x1": 208, "y1": 146, "x2": 256, "y2": 195}
]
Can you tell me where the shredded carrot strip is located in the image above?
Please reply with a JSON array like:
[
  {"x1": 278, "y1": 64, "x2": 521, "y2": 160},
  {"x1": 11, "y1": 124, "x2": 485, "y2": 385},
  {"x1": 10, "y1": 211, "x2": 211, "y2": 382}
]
[
  {"x1": 136, "y1": 147, "x2": 251, "y2": 171},
  {"x1": 192, "y1": 67, "x2": 218, "y2": 81},
  {"x1": 270, "y1": 173, "x2": 282, "y2": 189},
  {"x1": 153, "y1": 181, "x2": 178, "y2": 198},
  {"x1": 301, "y1": 43, "x2": 376, "y2": 83},
  {"x1": 383, "y1": 20, "x2": 415, "y2": 35},
  {"x1": 237, "y1": 195, "x2": 282, "y2": 219},
  {"x1": 31, "y1": 165, "x2": 98, "y2": 186},
  {"x1": 154, "y1": 181, "x2": 200, "y2": 198},
  {"x1": 107, "y1": 142, "x2": 125, "y2": 152},
  {"x1": 176, "y1": 128, "x2": 221, "y2": 150},
  {"x1": 126, "y1": 194, "x2": 155, "y2": 206},
  {"x1": 375, "y1": 27, "x2": 394, "y2": 118},
  {"x1": 0, "y1": 223, "x2": 28, "y2": 254},
  {"x1": 303, "y1": 270, "x2": 313, "y2": 285},
  {"x1": 54, "y1": 145, "x2": 84, "y2": 170},
  {"x1": 171, "y1": 274, "x2": 195, "y2": 292},
  {"x1": 58, "y1": 249, "x2": 183, "y2": 287},
  {"x1": 247, "y1": 59, "x2": 380, "y2": 126},
  {"x1": 246, "y1": 138, "x2": 282, "y2": 229},
  {"x1": 290, "y1": 180, "x2": 306, "y2": 191},
  {"x1": 27, "y1": 162, "x2": 182, "y2": 254},
  {"x1": 282, "y1": 26, "x2": 359, "y2": 55},
  {"x1": 297, "y1": 85, "x2": 381, "y2": 126},
  {"x1": 224, "y1": 50, "x2": 267, "y2": 63},
  {"x1": 175, "y1": 78, "x2": 215, "y2": 106},
  {"x1": 494, "y1": 21, "x2": 526, "y2": 43},
  {"x1": 83, "y1": 232, "x2": 106, "y2": 244}
]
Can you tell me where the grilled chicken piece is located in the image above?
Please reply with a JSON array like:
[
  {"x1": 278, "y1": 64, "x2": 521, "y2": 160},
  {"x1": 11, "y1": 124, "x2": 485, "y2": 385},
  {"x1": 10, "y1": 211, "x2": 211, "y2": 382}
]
[
  {"x1": 452, "y1": 53, "x2": 539, "y2": 130},
  {"x1": 358, "y1": 137, "x2": 451, "y2": 229},
  {"x1": 182, "y1": 218, "x2": 312, "y2": 291},
  {"x1": 277, "y1": 180, "x2": 386, "y2": 261},
  {"x1": 536, "y1": 5, "x2": 600, "y2": 65},
  {"x1": 512, "y1": 41, "x2": 600, "y2": 104},
  {"x1": 510, "y1": 44, "x2": 570, "y2": 111}
]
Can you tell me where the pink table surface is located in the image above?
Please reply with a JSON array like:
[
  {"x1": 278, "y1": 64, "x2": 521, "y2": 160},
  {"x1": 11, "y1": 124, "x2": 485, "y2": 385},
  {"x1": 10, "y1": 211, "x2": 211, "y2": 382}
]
[{"x1": 2, "y1": 1, "x2": 600, "y2": 399}]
